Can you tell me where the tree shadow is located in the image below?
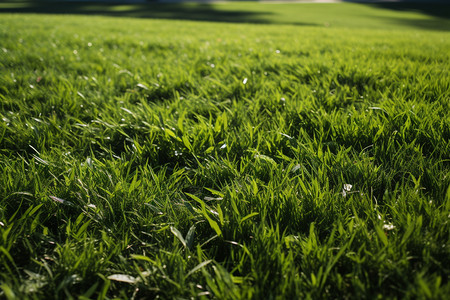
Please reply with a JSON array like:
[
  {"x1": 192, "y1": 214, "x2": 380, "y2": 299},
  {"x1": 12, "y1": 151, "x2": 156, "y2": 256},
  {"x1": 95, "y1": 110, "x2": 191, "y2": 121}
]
[
  {"x1": 371, "y1": 2, "x2": 449, "y2": 20},
  {"x1": 371, "y1": 2, "x2": 449, "y2": 31},
  {"x1": 0, "y1": 1, "x2": 317, "y2": 26},
  {"x1": 343, "y1": 1, "x2": 450, "y2": 31}
]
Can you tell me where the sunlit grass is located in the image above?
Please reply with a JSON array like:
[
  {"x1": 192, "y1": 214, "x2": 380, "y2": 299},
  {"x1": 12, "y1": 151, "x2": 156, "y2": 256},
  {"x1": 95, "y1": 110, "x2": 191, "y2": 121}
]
[{"x1": 0, "y1": 4, "x2": 449, "y2": 299}]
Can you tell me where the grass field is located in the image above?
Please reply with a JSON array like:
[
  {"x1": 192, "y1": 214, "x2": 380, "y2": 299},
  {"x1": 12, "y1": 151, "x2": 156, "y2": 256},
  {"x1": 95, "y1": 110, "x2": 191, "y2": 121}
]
[{"x1": 1, "y1": 1, "x2": 450, "y2": 299}]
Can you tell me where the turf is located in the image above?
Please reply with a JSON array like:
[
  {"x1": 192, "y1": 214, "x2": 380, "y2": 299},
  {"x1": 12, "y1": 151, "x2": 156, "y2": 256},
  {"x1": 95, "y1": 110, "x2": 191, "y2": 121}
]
[{"x1": 1, "y1": 2, "x2": 449, "y2": 299}]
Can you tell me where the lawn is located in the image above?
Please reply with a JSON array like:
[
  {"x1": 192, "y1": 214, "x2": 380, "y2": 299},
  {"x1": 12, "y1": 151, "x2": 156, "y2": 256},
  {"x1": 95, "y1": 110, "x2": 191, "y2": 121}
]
[{"x1": 0, "y1": 1, "x2": 449, "y2": 299}]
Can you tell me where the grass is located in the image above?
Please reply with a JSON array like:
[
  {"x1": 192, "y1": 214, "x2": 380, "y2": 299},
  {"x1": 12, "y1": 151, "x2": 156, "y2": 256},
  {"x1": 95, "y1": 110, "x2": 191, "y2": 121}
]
[
  {"x1": 1, "y1": 1, "x2": 450, "y2": 299},
  {"x1": 1, "y1": 1, "x2": 450, "y2": 30}
]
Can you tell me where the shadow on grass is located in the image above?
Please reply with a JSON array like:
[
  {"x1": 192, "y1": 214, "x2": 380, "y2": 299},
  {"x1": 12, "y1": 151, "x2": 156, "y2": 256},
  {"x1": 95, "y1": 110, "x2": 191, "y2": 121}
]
[
  {"x1": 0, "y1": 1, "x2": 317, "y2": 26},
  {"x1": 344, "y1": 0, "x2": 449, "y2": 17},
  {"x1": 345, "y1": 1, "x2": 450, "y2": 31},
  {"x1": 370, "y1": 2, "x2": 449, "y2": 31},
  {"x1": 365, "y1": 2, "x2": 450, "y2": 19}
]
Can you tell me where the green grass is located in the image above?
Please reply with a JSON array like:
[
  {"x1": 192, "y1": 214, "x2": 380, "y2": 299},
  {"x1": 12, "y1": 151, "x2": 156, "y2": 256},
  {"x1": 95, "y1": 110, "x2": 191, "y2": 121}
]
[
  {"x1": 1, "y1": 1, "x2": 450, "y2": 31},
  {"x1": 1, "y1": 2, "x2": 450, "y2": 299}
]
